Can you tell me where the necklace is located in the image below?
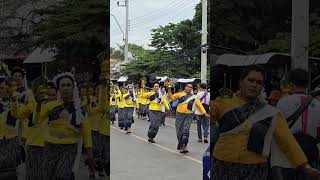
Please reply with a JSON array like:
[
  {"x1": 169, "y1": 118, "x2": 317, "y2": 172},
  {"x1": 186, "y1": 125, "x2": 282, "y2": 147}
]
[{"x1": 232, "y1": 101, "x2": 257, "y2": 124}]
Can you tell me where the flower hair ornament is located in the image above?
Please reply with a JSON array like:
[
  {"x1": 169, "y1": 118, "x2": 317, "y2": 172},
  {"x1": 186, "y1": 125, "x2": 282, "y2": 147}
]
[{"x1": 52, "y1": 72, "x2": 84, "y2": 125}]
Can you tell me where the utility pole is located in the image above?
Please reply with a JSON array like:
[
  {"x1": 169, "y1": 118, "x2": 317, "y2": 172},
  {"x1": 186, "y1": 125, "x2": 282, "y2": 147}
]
[
  {"x1": 118, "y1": 0, "x2": 129, "y2": 62},
  {"x1": 291, "y1": 0, "x2": 309, "y2": 71},
  {"x1": 201, "y1": 0, "x2": 208, "y2": 84}
]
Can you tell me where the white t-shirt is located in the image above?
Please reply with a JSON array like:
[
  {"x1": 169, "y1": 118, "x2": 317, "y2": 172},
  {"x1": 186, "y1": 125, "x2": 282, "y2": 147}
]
[
  {"x1": 277, "y1": 94, "x2": 320, "y2": 138},
  {"x1": 194, "y1": 91, "x2": 210, "y2": 115},
  {"x1": 270, "y1": 93, "x2": 320, "y2": 168},
  {"x1": 196, "y1": 91, "x2": 210, "y2": 105}
]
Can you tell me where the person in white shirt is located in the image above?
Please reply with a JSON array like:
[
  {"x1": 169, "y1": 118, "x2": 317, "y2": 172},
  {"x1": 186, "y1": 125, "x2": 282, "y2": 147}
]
[
  {"x1": 276, "y1": 68, "x2": 320, "y2": 179},
  {"x1": 160, "y1": 86, "x2": 169, "y2": 126},
  {"x1": 194, "y1": 83, "x2": 210, "y2": 143}
]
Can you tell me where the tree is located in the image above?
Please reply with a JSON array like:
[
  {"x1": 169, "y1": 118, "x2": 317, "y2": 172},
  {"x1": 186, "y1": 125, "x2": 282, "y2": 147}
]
[
  {"x1": 209, "y1": 0, "x2": 293, "y2": 52},
  {"x1": 119, "y1": 0, "x2": 320, "y2": 82},
  {"x1": 0, "y1": 0, "x2": 46, "y2": 60},
  {"x1": 257, "y1": 9, "x2": 320, "y2": 57},
  {"x1": 32, "y1": 0, "x2": 108, "y2": 61},
  {"x1": 110, "y1": 47, "x2": 124, "y2": 60},
  {"x1": 110, "y1": 44, "x2": 148, "y2": 60},
  {"x1": 150, "y1": 2, "x2": 202, "y2": 58},
  {"x1": 119, "y1": 2, "x2": 203, "y2": 81},
  {"x1": 208, "y1": 0, "x2": 320, "y2": 55},
  {"x1": 121, "y1": 49, "x2": 195, "y2": 81}
]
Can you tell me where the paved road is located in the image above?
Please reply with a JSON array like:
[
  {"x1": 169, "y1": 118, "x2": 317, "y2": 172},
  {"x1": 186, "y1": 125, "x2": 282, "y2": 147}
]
[
  {"x1": 17, "y1": 158, "x2": 110, "y2": 180},
  {"x1": 111, "y1": 114, "x2": 208, "y2": 180},
  {"x1": 16, "y1": 114, "x2": 207, "y2": 180}
]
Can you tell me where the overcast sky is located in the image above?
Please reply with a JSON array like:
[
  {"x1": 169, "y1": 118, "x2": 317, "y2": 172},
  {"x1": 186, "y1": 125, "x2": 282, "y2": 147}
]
[{"x1": 110, "y1": 0, "x2": 200, "y2": 49}]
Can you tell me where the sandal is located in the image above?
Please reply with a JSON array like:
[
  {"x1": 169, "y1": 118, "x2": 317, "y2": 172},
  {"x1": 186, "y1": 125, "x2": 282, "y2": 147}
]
[{"x1": 180, "y1": 150, "x2": 189, "y2": 154}]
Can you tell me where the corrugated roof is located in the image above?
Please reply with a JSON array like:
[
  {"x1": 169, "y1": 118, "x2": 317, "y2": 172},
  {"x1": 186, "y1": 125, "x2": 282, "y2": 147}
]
[
  {"x1": 117, "y1": 76, "x2": 128, "y2": 82},
  {"x1": 216, "y1": 53, "x2": 290, "y2": 66},
  {"x1": 177, "y1": 78, "x2": 200, "y2": 83},
  {"x1": 23, "y1": 48, "x2": 56, "y2": 63},
  {"x1": 216, "y1": 53, "x2": 320, "y2": 67}
]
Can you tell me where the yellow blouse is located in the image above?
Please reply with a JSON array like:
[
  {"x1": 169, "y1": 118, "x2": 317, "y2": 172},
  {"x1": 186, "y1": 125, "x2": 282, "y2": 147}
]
[
  {"x1": 37, "y1": 100, "x2": 93, "y2": 148},
  {"x1": 87, "y1": 86, "x2": 109, "y2": 136},
  {"x1": 15, "y1": 90, "x2": 36, "y2": 139},
  {"x1": 139, "y1": 96, "x2": 149, "y2": 105},
  {"x1": 122, "y1": 93, "x2": 135, "y2": 108},
  {"x1": 115, "y1": 93, "x2": 125, "y2": 109},
  {"x1": 0, "y1": 111, "x2": 19, "y2": 140},
  {"x1": 168, "y1": 91, "x2": 206, "y2": 115},
  {"x1": 143, "y1": 92, "x2": 170, "y2": 112},
  {"x1": 139, "y1": 89, "x2": 150, "y2": 105},
  {"x1": 211, "y1": 97, "x2": 307, "y2": 168},
  {"x1": 12, "y1": 99, "x2": 46, "y2": 146}
]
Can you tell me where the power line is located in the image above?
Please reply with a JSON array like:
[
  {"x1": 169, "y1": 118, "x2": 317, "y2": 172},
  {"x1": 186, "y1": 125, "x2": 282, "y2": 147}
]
[
  {"x1": 130, "y1": 0, "x2": 195, "y2": 27},
  {"x1": 129, "y1": 10, "x2": 192, "y2": 32},
  {"x1": 129, "y1": 2, "x2": 197, "y2": 48},
  {"x1": 130, "y1": 0, "x2": 193, "y2": 25},
  {"x1": 110, "y1": 0, "x2": 117, "y2": 7},
  {"x1": 129, "y1": 0, "x2": 182, "y2": 21},
  {"x1": 111, "y1": 13, "x2": 125, "y2": 41},
  {"x1": 130, "y1": 1, "x2": 195, "y2": 28},
  {"x1": 110, "y1": 0, "x2": 117, "y2": 10}
]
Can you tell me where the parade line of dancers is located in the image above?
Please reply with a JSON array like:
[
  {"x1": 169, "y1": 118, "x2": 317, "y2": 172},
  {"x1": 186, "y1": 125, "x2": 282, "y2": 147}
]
[
  {"x1": 110, "y1": 79, "x2": 210, "y2": 154},
  {"x1": 0, "y1": 62, "x2": 110, "y2": 180},
  {"x1": 0, "y1": 60, "x2": 210, "y2": 180}
]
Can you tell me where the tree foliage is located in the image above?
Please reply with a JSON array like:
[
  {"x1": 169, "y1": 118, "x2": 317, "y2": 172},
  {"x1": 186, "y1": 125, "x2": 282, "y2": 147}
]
[
  {"x1": 120, "y1": 2, "x2": 203, "y2": 81},
  {"x1": 32, "y1": 0, "x2": 108, "y2": 61},
  {"x1": 150, "y1": 2, "x2": 202, "y2": 57},
  {"x1": 209, "y1": 0, "x2": 320, "y2": 56},
  {"x1": 0, "y1": 0, "x2": 46, "y2": 59},
  {"x1": 209, "y1": 0, "x2": 292, "y2": 52},
  {"x1": 121, "y1": 49, "x2": 196, "y2": 81},
  {"x1": 120, "y1": 0, "x2": 320, "y2": 82},
  {"x1": 258, "y1": 12, "x2": 320, "y2": 57},
  {"x1": 110, "y1": 47, "x2": 124, "y2": 60}
]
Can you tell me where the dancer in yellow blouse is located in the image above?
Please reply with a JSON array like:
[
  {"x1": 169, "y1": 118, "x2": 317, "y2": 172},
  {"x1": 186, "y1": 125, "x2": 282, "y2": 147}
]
[
  {"x1": 115, "y1": 87, "x2": 126, "y2": 129},
  {"x1": 110, "y1": 88, "x2": 117, "y2": 125},
  {"x1": 136, "y1": 89, "x2": 141, "y2": 118},
  {"x1": 12, "y1": 82, "x2": 55, "y2": 180},
  {"x1": 86, "y1": 77, "x2": 108, "y2": 178},
  {"x1": 11, "y1": 67, "x2": 36, "y2": 165},
  {"x1": 139, "y1": 83, "x2": 150, "y2": 121},
  {"x1": 168, "y1": 82, "x2": 207, "y2": 153},
  {"x1": 0, "y1": 77, "x2": 23, "y2": 179},
  {"x1": 142, "y1": 82, "x2": 170, "y2": 143},
  {"x1": 122, "y1": 84, "x2": 136, "y2": 134},
  {"x1": 210, "y1": 65, "x2": 319, "y2": 179},
  {"x1": 35, "y1": 72, "x2": 95, "y2": 180}
]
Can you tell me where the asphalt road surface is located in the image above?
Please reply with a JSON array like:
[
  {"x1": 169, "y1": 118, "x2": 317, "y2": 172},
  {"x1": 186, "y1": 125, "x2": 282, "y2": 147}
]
[
  {"x1": 16, "y1": 113, "x2": 206, "y2": 180},
  {"x1": 111, "y1": 114, "x2": 208, "y2": 180},
  {"x1": 17, "y1": 157, "x2": 110, "y2": 180}
]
